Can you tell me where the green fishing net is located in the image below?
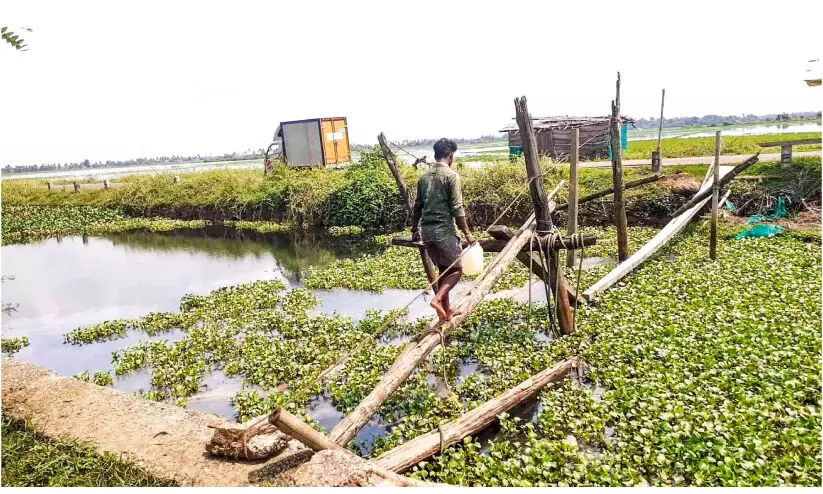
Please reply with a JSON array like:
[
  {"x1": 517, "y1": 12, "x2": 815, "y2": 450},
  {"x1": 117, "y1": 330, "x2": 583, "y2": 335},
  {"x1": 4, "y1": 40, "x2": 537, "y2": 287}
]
[
  {"x1": 746, "y1": 196, "x2": 788, "y2": 225},
  {"x1": 735, "y1": 224, "x2": 785, "y2": 239}
]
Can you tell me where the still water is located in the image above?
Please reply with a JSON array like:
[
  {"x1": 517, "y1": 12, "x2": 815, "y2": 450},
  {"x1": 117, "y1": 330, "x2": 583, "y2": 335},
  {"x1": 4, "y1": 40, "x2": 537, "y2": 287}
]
[{"x1": 1, "y1": 227, "x2": 605, "y2": 451}]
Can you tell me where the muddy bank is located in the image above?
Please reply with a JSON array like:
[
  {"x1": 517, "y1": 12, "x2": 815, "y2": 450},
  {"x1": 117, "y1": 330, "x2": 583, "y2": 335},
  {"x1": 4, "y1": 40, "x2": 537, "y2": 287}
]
[{"x1": 0, "y1": 358, "x2": 306, "y2": 486}]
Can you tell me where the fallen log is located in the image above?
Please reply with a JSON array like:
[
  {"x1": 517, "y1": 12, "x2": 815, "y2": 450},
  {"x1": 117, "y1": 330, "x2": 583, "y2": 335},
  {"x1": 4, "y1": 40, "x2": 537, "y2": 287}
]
[
  {"x1": 207, "y1": 414, "x2": 288, "y2": 460},
  {"x1": 554, "y1": 173, "x2": 664, "y2": 211},
  {"x1": 670, "y1": 154, "x2": 759, "y2": 217},
  {"x1": 328, "y1": 183, "x2": 565, "y2": 447},
  {"x1": 374, "y1": 357, "x2": 579, "y2": 473},
  {"x1": 268, "y1": 408, "x2": 435, "y2": 487},
  {"x1": 583, "y1": 164, "x2": 738, "y2": 301}
]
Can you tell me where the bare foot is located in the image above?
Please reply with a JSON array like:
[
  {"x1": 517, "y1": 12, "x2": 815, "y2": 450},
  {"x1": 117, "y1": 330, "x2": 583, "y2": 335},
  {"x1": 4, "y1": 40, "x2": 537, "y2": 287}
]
[
  {"x1": 445, "y1": 307, "x2": 463, "y2": 321},
  {"x1": 431, "y1": 298, "x2": 449, "y2": 321}
]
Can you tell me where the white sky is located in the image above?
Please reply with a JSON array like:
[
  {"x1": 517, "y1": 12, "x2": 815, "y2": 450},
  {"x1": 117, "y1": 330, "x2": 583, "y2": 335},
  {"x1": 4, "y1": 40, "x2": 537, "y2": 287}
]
[{"x1": 1, "y1": 0, "x2": 820, "y2": 166}]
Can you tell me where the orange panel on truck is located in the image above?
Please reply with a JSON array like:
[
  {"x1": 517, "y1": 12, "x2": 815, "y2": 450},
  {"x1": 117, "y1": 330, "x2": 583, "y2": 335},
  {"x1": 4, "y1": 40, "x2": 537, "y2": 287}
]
[{"x1": 320, "y1": 117, "x2": 351, "y2": 165}]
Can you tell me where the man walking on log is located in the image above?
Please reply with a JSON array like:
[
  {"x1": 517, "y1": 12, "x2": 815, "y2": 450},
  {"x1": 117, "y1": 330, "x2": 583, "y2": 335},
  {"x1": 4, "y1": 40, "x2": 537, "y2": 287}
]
[{"x1": 411, "y1": 138, "x2": 476, "y2": 321}]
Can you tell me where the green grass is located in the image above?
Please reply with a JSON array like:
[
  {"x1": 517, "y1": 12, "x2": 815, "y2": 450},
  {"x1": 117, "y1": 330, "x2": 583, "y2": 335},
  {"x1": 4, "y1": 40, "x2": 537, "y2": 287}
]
[
  {"x1": 624, "y1": 132, "x2": 820, "y2": 160},
  {"x1": 1, "y1": 416, "x2": 174, "y2": 487}
]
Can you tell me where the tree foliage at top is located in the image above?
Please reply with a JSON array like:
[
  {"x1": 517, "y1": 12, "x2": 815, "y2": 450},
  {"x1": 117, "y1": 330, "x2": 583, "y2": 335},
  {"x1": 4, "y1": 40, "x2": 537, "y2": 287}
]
[{"x1": 1, "y1": 26, "x2": 32, "y2": 51}]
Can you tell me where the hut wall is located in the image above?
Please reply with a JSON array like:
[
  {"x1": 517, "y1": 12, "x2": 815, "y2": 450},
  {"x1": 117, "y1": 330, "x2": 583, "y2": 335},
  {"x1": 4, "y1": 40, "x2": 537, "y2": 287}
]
[{"x1": 506, "y1": 121, "x2": 612, "y2": 160}]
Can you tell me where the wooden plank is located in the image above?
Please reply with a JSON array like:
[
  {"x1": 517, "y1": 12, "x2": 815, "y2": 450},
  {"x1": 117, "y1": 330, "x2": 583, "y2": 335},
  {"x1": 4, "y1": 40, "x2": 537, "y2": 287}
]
[
  {"x1": 583, "y1": 164, "x2": 736, "y2": 301},
  {"x1": 373, "y1": 357, "x2": 578, "y2": 473}
]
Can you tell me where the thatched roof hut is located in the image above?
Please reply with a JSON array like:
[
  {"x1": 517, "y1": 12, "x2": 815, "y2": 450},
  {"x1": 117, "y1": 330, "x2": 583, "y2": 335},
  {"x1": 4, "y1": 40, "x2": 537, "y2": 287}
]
[{"x1": 499, "y1": 116, "x2": 634, "y2": 161}]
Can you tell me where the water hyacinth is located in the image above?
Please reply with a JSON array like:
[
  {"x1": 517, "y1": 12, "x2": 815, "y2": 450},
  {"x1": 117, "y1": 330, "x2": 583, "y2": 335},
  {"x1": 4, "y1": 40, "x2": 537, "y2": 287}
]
[{"x1": 1, "y1": 336, "x2": 30, "y2": 355}]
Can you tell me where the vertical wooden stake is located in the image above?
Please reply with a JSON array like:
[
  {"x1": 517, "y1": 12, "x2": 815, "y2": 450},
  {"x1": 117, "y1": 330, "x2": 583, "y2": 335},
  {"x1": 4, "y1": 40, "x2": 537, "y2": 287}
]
[
  {"x1": 654, "y1": 88, "x2": 665, "y2": 172},
  {"x1": 103, "y1": 179, "x2": 110, "y2": 190},
  {"x1": 514, "y1": 97, "x2": 552, "y2": 234},
  {"x1": 710, "y1": 130, "x2": 721, "y2": 260},
  {"x1": 515, "y1": 96, "x2": 574, "y2": 335},
  {"x1": 610, "y1": 72, "x2": 629, "y2": 262},
  {"x1": 47, "y1": 181, "x2": 54, "y2": 191},
  {"x1": 566, "y1": 127, "x2": 579, "y2": 268},
  {"x1": 73, "y1": 182, "x2": 80, "y2": 193},
  {"x1": 378, "y1": 132, "x2": 414, "y2": 212}
]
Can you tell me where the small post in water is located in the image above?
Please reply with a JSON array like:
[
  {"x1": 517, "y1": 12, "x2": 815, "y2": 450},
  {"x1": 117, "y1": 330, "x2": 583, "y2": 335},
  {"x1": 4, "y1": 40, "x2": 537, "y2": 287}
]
[
  {"x1": 566, "y1": 127, "x2": 579, "y2": 268},
  {"x1": 710, "y1": 130, "x2": 721, "y2": 260},
  {"x1": 654, "y1": 88, "x2": 665, "y2": 172},
  {"x1": 609, "y1": 72, "x2": 629, "y2": 262}
]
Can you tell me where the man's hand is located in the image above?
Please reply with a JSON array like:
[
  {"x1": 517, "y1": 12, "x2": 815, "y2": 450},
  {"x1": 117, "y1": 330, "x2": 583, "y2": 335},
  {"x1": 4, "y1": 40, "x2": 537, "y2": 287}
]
[
  {"x1": 411, "y1": 229, "x2": 421, "y2": 242},
  {"x1": 465, "y1": 234, "x2": 477, "y2": 245}
]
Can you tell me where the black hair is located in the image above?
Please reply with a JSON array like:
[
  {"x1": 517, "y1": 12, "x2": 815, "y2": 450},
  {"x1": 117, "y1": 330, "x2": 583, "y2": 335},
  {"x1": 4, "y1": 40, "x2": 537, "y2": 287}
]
[{"x1": 433, "y1": 138, "x2": 458, "y2": 161}]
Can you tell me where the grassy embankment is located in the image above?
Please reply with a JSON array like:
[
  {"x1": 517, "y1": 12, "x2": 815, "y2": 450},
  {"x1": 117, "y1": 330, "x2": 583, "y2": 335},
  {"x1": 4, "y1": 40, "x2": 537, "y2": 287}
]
[
  {"x1": 2, "y1": 140, "x2": 819, "y2": 242},
  {"x1": 1, "y1": 416, "x2": 173, "y2": 487}
]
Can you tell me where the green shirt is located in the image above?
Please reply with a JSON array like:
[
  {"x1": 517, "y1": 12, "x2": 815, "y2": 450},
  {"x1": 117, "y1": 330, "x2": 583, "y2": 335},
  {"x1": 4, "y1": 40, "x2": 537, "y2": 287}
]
[{"x1": 413, "y1": 163, "x2": 466, "y2": 242}]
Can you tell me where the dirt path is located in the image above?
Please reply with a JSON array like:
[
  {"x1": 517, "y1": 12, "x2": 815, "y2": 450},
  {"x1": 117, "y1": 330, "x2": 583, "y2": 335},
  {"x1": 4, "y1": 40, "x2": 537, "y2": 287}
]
[
  {"x1": 1, "y1": 358, "x2": 307, "y2": 486},
  {"x1": 579, "y1": 151, "x2": 820, "y2": 168}
]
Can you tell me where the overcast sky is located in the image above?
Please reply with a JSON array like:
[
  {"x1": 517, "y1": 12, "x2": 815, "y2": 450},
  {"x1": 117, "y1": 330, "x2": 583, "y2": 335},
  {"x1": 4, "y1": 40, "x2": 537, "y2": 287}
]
[{"x1": 1, "y1": 0, "x2": 820, "y2": 166}]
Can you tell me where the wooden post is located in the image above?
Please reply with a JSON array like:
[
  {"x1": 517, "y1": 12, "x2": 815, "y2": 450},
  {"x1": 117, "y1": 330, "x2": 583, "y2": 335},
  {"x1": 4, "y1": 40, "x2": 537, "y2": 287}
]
[
  {"x1": 328, "y1": 184, "x2": 563, "y2": 447},
  {"x1": 377, "y1": 132, "x2": 414, "y2": 212},
  {"x1": 566, "y1": 127, "x2": 579, "y2": 268},
  {"x1": 610, "y1": 72, "x2": 630, "y2": 263},
  {"x1": 515, "y1": 95, "x2": 574, "y2": 335},
  {"x1": 47, "y1": 181, "x2": 53, "y2": 191},
  {"x1": 103, "y1": 179, "x2": 110, "y2": 190},
  {"x1": 654, "y1": 88, "x2": 665, "y2": 173},
  {"x1": 174, "y1": 176, "x2": 181, "y2": 184},
  {"x1": 514, "y1": 97, "x2": 552, "y2": 234},
  {"x1": 780, "y1": 144, "x2": 792, "y2": 167},
  {"x1": 710, "y1": 131, "x2": 721, "y2": 260},
  {"x1": 73, "y1": 182, "x2": 80, "y2": 193},
  {"x1": 373, "y1": 357, "x2": 578, "y2": 473},
  {"x1": 378, "y1": 131, "x2": 438, "y2": 293}
]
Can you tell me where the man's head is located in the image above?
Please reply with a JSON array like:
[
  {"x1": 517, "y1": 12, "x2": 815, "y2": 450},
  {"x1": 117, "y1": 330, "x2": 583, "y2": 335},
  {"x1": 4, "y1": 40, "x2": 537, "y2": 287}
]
[{"x1": 433, "y1": 138, "x2": 458, "y2": 165}]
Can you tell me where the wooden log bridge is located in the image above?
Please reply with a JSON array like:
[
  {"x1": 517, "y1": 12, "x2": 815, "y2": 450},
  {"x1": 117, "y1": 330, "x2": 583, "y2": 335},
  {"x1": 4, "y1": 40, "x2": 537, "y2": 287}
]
[
  {"x1": 374, "y1": 357, "x2": 579, "y2": 473},
  {"x1": 328, "y1": 184, "x2": 565, "y2": 447}
]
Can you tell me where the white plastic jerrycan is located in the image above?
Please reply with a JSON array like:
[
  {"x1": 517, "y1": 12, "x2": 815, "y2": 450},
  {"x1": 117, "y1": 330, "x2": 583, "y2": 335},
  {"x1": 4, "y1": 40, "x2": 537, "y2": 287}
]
[{"x1": 463, "y1": 243, "x2": 484, "y2": 276}]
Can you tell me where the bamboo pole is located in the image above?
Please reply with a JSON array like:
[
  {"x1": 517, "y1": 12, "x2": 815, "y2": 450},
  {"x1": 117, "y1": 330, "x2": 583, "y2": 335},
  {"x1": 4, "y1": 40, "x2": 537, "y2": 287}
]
[
  {"x1": 555, "y1": 173, "x2": 664, "y2": 210},
  {"x1": 374, "y1": 357, "x2": 578, "y2": 473},
  {"x1": 328, "y1": 183, "x2": 565, "y2": 447},
  {"x1": 670, "y1": 154, "x2": 759, "y2": 217},
  {"x1": 610, "y1": 72, "x2": 629, "y2": 262},
  {"x1": 654, "y1": 88, "x2": 665, "y2": 173},
  {"x1": 391, "y1": 233, "x2": 597, "y2": 253},
  {"x1": 710, "y1": 131, "x2": 721, "y2": 260},
  {"x1": 566, "y1": 127, "x2": 579, "y2": 268}
]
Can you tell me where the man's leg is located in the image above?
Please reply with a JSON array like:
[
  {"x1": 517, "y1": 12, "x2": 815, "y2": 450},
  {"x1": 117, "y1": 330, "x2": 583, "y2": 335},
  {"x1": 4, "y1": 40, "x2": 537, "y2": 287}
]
[
  {"x1": 429, "y1": 237, "x2": 464, "y2": 321},
  {"x1": 431, "y1": 265, "x2": 462, "y2": 321}
]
